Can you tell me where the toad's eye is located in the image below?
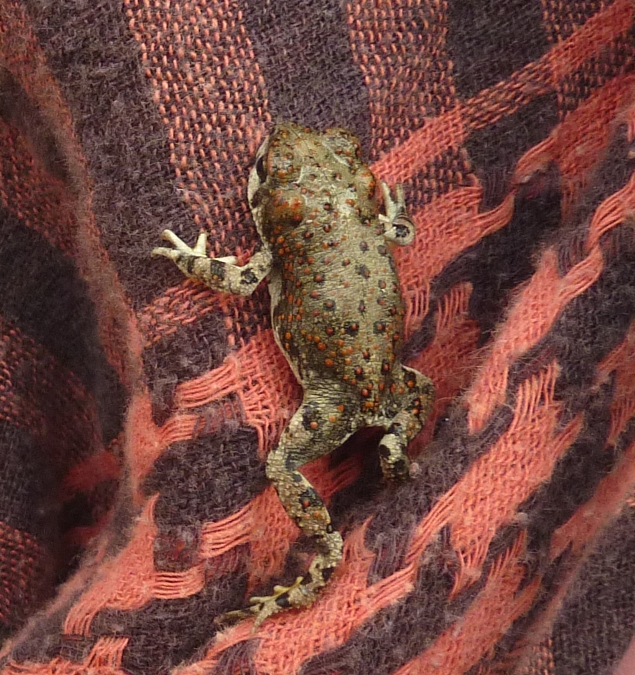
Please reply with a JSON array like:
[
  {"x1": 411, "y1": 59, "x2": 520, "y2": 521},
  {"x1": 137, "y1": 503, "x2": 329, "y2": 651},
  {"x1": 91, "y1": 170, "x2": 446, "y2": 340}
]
[{"x1": 255, "y1": 155, "x2": 268, "y2": 183}]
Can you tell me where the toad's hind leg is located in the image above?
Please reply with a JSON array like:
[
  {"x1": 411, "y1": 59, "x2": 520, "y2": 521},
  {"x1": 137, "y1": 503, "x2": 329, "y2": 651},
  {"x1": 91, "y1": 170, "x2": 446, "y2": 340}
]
[
  {"x1": 236, "y1": 392, "x2": 352, "y2": 627},
  {"x1": 379, "y1": 366, "x2": 435, "y2": 482}
]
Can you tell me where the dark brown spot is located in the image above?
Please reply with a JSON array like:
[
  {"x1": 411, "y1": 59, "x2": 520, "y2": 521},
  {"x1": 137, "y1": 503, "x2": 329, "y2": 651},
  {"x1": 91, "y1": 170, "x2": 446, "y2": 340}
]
[
  {"x1": 374, "y1": 321, "x2": 386, "y2": 333},
  {"x1": 357, "y1": 265, "x2": 371, "y2": 279},
  {"x1": 359, "y1": 241, "x2": 369, "y2": 252},
  {"x1": 321, "y1": 566, "x2": 336, "y2": 582}
]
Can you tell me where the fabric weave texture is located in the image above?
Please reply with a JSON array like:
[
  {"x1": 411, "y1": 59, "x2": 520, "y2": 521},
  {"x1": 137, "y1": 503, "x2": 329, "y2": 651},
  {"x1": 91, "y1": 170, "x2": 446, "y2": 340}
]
[{"x1": 0, "y1": 0, "x2": 635, "y2": 673}]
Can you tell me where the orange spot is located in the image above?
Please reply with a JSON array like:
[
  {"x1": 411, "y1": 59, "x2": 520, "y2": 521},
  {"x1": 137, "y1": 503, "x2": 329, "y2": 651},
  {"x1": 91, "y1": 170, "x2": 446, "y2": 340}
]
[
  {"x1": 325, "y1": 358, "x2": 334, "y2": 367},
  {"x1": 310, "y1": 421, "x2": 318, "y2": 430},
  {"x1": 317, "y1": 343, "x2": 327, "y2": 351}
]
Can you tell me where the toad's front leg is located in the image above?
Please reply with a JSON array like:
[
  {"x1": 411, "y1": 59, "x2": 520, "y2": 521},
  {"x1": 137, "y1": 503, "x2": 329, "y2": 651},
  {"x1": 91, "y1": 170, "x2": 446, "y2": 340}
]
[{"x1": 152, "y1": 229, "x2": 272, "y2": 296}]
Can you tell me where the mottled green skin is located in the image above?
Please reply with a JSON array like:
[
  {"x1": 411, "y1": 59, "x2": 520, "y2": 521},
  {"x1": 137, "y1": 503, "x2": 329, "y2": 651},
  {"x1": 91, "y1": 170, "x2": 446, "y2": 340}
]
[{"x1": 152, "y1": 123, "x2": 435, "y2": 627}]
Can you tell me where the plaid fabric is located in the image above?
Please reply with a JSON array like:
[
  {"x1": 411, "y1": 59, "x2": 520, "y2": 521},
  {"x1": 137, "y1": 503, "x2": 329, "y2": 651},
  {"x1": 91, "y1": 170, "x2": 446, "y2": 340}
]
[{"x1": 0, "y1": 0, "x2": 634, "y2": 672}]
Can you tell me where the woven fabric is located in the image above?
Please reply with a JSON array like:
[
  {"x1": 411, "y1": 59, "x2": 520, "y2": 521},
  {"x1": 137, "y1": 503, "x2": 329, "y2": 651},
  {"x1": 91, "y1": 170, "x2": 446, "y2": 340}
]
[{"x1": 0, "y1": 0, "x2": 634, "y2": 672}]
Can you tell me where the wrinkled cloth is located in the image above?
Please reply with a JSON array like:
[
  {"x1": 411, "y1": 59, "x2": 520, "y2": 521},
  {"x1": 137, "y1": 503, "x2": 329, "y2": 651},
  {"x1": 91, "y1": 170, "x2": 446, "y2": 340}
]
[{"x1": 0, "y1": 1, "x2": 634, "y2": 673}]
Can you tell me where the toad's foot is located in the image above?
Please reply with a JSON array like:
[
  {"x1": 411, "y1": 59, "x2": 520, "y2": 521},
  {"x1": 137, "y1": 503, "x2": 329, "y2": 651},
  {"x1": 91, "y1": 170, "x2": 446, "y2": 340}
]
[
  {"x1": 152, "y1": 229, "x2": 205, "y2": 259},
  {"x1": 216, "y1": 576, "x2": 316, "y2": 630},
  {"x1": 152, "y1": 228, "x2": 273, "y2": 294}
]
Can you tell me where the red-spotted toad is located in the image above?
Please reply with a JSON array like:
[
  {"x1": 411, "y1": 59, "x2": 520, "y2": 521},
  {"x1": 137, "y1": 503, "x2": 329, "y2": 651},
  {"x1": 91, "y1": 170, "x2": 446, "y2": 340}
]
[{"x1": 152, "y1": 122, "x2": 435, "y2": 627}]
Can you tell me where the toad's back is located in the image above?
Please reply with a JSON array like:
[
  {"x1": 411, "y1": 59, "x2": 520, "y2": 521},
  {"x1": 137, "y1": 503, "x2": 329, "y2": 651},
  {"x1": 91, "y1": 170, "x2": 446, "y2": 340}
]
[{"x1": 250, "y1": 124, "x2": 406, "y2": 415}]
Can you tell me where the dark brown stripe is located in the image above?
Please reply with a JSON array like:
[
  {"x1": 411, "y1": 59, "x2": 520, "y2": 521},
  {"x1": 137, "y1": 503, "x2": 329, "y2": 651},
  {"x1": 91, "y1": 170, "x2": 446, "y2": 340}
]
[
  {"x1": 8, "y1": 586, "x2": 86, "y2": 664},
  {"x1": 22, "y1": 0, "x2": 195, "y2": 307},
  {"x1": 404, "y1": 147, "x2": 475, "y2": 214},
  {"x1": 446, "y1": 0, "x2": 549, "y2": 99},
  {"x1": 0, "y1": 519, "x2": 51, "y2": 641},
  {"x1": 558, "y1": 124, "x2": 635, "y2": 273},
  {"x1": 143, "y1": 426, "x2": 265, "y2": 529},
  {"x1": 0, "y1": 66, "x2": 69, "y2": 184},
  {"x1": 465, "y1": 93, "x2": 559, "y2": 209},
  {"x1": 522, "y1": 381, "x2": 615, "y2": 553},
  {"x1": 143, "y1": 309, "x2": 232, "y2": 425},
  {"x1": 348, "y1": 0, "x2": 456, "y2": 162},
  {"x1": 91, "y1": 586, "x2": 247, "y2": 675},
  {"x1": 553, "y1": 223, "x2": 635, "y2": 410},
  {"x1": 558, "y1": 23, "x2": 635, "y2": 117},
  {"x1": 404, "y1": 164, "x2": 562, "y2": 356},
  {"x1": 543, "y1": 0, "x2": 607, "y2": 42},
  {"x1": 241, "y1": 0, "x2": 370, "y2": 145},
  {"x1": 0, "y1": 420, "x2": 57, "y2": 542},
  {"x1": 301, "y1": 530, "x2": 487, "y2": 675},
  {"x1": 550, "y1": 501, "x2": 635, "y2": 674},
  {"x1": 210, "y1": 639, "x2": 258, "y2": 675},
  {"x1": 0, "y1": 205, "x2": 125, "y2": 443}
]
